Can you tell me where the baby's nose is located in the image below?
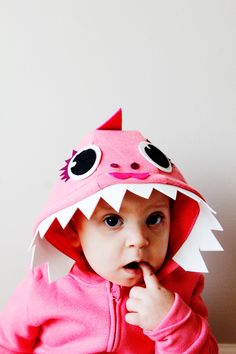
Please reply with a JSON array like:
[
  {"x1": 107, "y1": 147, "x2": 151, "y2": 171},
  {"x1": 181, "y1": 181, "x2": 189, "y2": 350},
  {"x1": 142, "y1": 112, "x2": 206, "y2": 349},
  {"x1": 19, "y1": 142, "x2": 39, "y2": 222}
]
[{"x1": 126, "y1": 226, "x2": 149, "y2": 248}]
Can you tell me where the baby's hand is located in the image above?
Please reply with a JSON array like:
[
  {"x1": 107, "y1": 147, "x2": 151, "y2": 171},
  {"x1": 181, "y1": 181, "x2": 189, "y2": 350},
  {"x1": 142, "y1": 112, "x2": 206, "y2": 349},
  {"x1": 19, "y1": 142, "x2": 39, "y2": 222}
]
[{"x1": 125, "y1": 262, "x2": 174, "y2": 331}]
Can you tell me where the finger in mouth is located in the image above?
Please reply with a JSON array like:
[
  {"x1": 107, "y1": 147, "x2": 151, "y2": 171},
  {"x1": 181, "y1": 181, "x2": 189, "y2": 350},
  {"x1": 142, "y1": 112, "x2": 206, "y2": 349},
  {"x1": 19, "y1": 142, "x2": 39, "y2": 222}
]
[{"x1": 124, "y1": 261, "x2": 140, "y2": 270}]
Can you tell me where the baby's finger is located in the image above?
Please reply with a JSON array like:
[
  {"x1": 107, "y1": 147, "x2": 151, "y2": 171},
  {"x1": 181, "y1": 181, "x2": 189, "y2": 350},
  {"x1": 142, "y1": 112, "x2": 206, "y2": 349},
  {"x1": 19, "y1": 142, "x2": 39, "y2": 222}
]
[
  {"x1": 140, "y1": 262, "x2": 161, "y2": 290},
  {"x1": 125, "y1": 312, "x2": 141, "y2": 327},
  {"x1": 126, "y1": 297, "x2": 141, "y2": 312},
  {"x1": 129, "y1": 285, "x2": 145, "y2": 299}
]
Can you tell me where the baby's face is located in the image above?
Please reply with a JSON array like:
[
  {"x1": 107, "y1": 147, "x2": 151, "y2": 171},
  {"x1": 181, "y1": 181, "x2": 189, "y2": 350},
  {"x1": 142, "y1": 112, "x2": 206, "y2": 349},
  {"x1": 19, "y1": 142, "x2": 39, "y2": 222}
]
[{"x1": 77, "y1": 190, "x2": 170, "y2": 287}]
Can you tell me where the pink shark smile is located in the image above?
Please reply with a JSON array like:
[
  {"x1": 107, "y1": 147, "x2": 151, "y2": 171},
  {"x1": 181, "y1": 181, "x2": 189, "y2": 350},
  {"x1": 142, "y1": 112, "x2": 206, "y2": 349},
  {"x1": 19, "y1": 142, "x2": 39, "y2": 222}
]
[{"x1": 109, "y1": 172, "x2": 150, "y2": 180}]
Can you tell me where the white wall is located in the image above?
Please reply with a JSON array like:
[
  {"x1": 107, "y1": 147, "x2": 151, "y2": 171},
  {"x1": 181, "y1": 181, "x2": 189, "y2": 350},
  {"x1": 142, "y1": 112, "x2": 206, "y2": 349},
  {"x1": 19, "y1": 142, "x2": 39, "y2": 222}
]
[{"x1": 0, "y1": 0, "x2": 235, "y2": 343}]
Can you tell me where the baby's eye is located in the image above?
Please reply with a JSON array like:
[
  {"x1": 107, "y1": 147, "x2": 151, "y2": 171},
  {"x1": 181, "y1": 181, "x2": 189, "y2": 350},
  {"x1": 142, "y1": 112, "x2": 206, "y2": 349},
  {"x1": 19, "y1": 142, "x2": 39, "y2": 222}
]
[
  {"x1": 104, "y1": 215, "x2": 123, "y2": 228},
  {"x1": 146, "y1": 213, "x2": 163, "y2": 226}
]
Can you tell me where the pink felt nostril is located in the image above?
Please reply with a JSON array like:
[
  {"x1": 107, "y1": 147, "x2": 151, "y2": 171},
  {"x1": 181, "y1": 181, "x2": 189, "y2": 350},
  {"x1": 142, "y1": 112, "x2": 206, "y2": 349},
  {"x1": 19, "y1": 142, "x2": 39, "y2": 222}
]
[
  {"x1": 110, "y1": 163, "x2": 120, "y2": 168},
  {"x1": 131, "y1": 162, "x2": 140, "y2": 170}
]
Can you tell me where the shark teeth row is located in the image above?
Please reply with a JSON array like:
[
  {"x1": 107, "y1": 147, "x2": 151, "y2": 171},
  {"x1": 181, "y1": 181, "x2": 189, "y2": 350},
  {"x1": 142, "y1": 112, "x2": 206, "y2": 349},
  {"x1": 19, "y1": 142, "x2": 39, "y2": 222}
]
[
  {"x1": 32, "y1": 183, "x2": 222, "y2": 242},
  {"x1": 30, "y1": 183, "x2": 223, "y2": 282}
]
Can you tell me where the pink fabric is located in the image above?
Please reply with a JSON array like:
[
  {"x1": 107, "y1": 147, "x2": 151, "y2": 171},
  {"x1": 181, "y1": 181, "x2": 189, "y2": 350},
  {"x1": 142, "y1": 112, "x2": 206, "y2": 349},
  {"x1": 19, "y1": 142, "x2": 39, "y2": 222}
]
[
  {"x1": 109, "y1": 172, "x2": 150, "y2": 179},
  {"x1": 0, "y1": 114, "x2": 219, "y2": 352},
  {"x1": 0, "y1": 256, "x2": 218, "y2": 353},
  {"x1": 33, "y1": 128, "x2": 202, "y2": 236}
]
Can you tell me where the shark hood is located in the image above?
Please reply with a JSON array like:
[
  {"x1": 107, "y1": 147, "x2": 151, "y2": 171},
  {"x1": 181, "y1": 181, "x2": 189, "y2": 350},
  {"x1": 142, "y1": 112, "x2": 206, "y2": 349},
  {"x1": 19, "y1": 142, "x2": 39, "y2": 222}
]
[{"x1": 30, "y1": 109, "x2": 223, "y2": 283}]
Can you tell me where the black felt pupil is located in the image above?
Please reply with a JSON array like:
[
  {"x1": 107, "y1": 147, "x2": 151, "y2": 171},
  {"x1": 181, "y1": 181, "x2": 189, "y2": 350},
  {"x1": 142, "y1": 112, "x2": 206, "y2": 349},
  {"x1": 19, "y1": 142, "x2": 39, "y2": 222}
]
[
  {"x1": 71, "y1": 149, "x2": 97, "y2": 175},
  {"x1": 144, "y1": 144, "x2": 170, "y2": 168}
]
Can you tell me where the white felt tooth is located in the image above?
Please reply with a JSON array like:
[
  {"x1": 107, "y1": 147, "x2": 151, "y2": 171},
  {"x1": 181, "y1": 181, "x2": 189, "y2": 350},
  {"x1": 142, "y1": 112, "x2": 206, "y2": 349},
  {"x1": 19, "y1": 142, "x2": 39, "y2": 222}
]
[
  {"x1": 173, "y1": 217, "x2": 209, "y2": 272},
  {"x1": 30, "y1": 235, "x2": 75, "y2": 283},
  {"x1": 154, "y1": 184, "x2": 177, "y2": 200},
  {"x1": 200, "y1": 202, "x2": 223, "y2": 231},
  {"x1": 177, "y1": 187, "x2": 217, "y2": 214},
  {"x1": 47, "y1": 251, "x2": 75, "y2": 283},
  {"x1": 209, "y1": 214, "x2": 223, "y2": 231},
  {"x1": 31, "y1": 234, "x2": 50, "y2": 269},
  {"x1": 172, "y1": 199, "x2": 223, "y2": 272},
  {"x1": 100, "y1": 185, "x2": 127, "y2": 212},
  {"x1": 199, "y1": 200, "x2": 216, "y2": 214},
  {"x1": 28, "y1": 230, "x2": 40, "y2": 250},
  {"x1": 203, "y1": 202, "x2": 216, "y2": 214},
  {"x1": 173, "y1": 244, "x2": 208, "y2": 273},
  {"x1": 31, "y1": 246, "x2": 40, "y2": 269},
  {"x1": 38, "y1": 215, "x2": 56, "y2": 238},
  {"x1": 127, "y1": 184, "x2": 154, "y2": 199},
  {"x1": 177, "y1": 187, "x2": 202, "y2": 204},
  {"x1": 76, "y1": 192, "x2": 101, "y2": 219},
  {"x1": 199, "y1": 230, "x2": 223, "y2": 251},
  {"x1": 55, "y1": 205, "x2": 77, "y2": 229}
]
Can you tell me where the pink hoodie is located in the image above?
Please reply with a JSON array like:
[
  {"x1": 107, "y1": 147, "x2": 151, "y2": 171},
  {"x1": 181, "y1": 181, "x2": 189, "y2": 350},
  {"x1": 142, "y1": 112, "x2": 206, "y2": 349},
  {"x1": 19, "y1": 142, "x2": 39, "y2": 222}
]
[
  {"x1": 0, "y1": 109, "x2": 221, "y2": 353},
  {"x1": 0, "y1": 256, "x2": 218, "y2": 353}
]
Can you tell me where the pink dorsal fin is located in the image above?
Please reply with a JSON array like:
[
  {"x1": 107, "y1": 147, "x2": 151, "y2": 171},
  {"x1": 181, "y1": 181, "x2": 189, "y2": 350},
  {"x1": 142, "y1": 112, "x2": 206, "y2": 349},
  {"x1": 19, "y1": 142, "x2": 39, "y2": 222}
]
[{"x1": 97, "y1": 108, "x2": 122, "y2": 130}]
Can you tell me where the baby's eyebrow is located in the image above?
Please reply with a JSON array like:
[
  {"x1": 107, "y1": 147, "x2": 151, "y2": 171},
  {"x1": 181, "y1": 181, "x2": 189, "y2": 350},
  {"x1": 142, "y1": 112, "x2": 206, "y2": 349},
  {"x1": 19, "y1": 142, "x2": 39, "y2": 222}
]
[
  {"x1": 150, "y1": 203, "x2": 169, "y2": 209},
  {"x1": 121, "y1": 203, "x2": 169, "y2": 213}
]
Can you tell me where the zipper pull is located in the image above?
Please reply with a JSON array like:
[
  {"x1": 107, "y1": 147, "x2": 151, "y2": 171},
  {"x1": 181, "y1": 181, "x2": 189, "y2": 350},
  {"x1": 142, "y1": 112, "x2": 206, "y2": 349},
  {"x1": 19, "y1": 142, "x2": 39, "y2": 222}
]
[{"x1": 111, "y1": 283, "x2": 121, "y2": 301}]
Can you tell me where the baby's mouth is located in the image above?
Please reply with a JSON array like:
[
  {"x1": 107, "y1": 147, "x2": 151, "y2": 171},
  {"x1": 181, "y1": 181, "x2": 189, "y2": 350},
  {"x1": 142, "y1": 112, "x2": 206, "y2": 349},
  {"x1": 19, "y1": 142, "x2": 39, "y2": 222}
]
[
  {"x1": 124, "y1": 261, "x2": 140, "y2": 270},
  {"x1": 123, "y1": 261, "x2": 143, "y2": 274}
]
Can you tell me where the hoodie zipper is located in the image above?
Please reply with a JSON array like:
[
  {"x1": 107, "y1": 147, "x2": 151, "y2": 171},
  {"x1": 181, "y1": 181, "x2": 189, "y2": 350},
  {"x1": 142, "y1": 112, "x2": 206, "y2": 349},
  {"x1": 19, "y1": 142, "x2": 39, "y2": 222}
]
[{"x1": 108, "y1": 283, "x2": 121, "y2": 352}]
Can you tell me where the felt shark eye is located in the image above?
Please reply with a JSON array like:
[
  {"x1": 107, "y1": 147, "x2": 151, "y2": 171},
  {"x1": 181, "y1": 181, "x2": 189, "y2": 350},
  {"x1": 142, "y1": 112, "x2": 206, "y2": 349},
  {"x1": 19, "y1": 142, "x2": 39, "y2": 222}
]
[
  {"x1": 139, "y1": 141, "x2": 172, "y2": 173},
  {"x1": 68, "y1": 145, "x2": 102, "y2": 180},
  {"x1": 60, "y1": 145, "x2": 102, "y2": 181}
]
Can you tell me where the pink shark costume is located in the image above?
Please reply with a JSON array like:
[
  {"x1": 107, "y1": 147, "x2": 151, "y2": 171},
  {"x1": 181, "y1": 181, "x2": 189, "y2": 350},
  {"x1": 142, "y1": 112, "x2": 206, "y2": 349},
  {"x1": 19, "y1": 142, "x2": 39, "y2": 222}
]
[{"x1": 0, "y1": 109, "x2": 223, "y2": 353}]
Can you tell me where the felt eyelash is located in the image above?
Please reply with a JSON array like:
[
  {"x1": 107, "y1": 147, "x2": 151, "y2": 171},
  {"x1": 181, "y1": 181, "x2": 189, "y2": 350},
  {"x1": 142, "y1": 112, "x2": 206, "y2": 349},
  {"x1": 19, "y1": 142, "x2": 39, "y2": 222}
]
[{"x1": 60, "y1": 150, "x2": 77, "y2": 182}]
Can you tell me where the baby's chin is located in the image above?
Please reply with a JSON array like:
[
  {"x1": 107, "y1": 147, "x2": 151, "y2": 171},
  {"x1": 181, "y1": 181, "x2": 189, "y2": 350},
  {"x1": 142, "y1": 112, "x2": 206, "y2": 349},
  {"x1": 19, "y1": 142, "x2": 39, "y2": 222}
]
[
  {"x1": 111, "y1": 279, "x2": 142, "y2": 288},
  {"x1": 109, "y1": 274, "x2": 144, "y2": 288}
]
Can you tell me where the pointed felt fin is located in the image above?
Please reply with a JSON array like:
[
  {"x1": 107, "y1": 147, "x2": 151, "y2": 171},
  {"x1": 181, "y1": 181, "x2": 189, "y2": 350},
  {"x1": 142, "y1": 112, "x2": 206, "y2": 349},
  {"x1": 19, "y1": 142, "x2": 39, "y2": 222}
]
[{"x1": 97, "y1": 108, "x2": 122, "y2": 130}]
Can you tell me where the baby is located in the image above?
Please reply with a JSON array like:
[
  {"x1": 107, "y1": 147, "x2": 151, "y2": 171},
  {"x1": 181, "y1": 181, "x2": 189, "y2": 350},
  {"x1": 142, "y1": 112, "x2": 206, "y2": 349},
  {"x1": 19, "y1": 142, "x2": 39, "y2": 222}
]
[{"x1": 0, "y1": 109, "x2": 222, "y2": 353}]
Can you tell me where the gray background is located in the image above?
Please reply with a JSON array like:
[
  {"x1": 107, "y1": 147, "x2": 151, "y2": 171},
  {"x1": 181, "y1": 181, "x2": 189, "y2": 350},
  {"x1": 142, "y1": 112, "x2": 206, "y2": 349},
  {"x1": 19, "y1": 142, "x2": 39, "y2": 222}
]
[{"x1": 0, "y1": 0, "x2": 235, "y2": 344}]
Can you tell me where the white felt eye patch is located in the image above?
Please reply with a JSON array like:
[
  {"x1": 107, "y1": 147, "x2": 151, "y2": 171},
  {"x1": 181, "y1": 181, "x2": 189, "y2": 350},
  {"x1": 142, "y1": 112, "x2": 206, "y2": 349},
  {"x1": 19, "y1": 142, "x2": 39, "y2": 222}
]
[
  {"x1": 60, "y1": 145, "x2": 102, "y2": 182},
  {"x1": 139, "y1": 141, "x2": 172, "y2": 173}
]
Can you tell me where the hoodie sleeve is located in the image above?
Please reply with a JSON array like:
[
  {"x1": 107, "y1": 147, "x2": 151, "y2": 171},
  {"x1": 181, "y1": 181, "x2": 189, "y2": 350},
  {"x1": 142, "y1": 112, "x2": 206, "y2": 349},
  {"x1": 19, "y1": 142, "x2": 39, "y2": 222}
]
[
  {"x1": 0, "y1": 270, "x2": 41, "y2": 353},
  {"x1": 143, "y1": 275, "x2": 219, "y2": 353}
]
